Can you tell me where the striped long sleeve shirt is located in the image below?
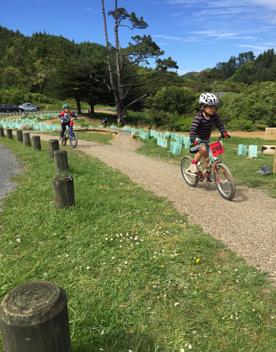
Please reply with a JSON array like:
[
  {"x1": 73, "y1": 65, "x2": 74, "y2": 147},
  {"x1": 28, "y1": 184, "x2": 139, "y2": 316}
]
[{"x1": 190, "y1": 111, "x2": 226, "y2": 141}]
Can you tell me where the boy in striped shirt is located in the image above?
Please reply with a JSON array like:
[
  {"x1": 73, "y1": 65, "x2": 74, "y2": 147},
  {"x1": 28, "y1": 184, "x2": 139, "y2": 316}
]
[{"x1": 187, "y1": 93, "x2": 230, "y2": 177}]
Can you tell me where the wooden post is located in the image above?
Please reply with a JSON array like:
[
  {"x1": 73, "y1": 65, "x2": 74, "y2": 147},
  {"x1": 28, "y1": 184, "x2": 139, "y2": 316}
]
[
  {"x1": 0, "y1": 281, "x2": 71, "y2": 352},
  {"x1": 0, "y1": 127, "x2": 4, "y2": 137},
  {"x1": 23, "y1": 133, "x2": 31, "y2": 146},
  {"x1": 53, "y1": 175, "x2": 75, "y2": 208},
  {"x1": 54, "y1": 150, "x2": 69, "y2": 173},
  {"x1": 273, "y1": 151, "x2": 276, "y2": 174},
  {"x1": 7, "y1": 129, "x2": 13, "y2": 139},
  {"x1": 32, "y1": 136, "x2": 41, "y2": 151},
  {"x1": 17, "y1": 130, "x2": 23, "y2": 142},
  {"x1": 49, "y1": 139, "x2": 59, "y2": 158}
]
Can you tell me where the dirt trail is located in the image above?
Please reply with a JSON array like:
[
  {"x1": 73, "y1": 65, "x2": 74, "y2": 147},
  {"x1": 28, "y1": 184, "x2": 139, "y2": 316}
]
[{"x1": 35, "y1": 132, "x2": 276, "y2": 282}]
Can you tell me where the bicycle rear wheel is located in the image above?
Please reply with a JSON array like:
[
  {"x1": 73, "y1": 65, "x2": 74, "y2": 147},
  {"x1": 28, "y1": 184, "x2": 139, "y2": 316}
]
[
  {"x1": 180, "y1": 156, "x2": 198, "y2": 187},
  {"x1": 214, "y1": 163, "x2": 235, "y2": 200},
  {"x1": 70, "y1": 132, "x2": 78, "y2": 148}
]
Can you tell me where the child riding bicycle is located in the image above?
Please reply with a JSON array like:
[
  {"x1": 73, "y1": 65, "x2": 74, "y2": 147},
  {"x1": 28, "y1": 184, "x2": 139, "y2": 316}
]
[
  {"x1": 187, "y1": 93, "x2": 231, "y2": 180},
  {"x1": 58, "y1": 103, "x2": 77, "y2": 141}
]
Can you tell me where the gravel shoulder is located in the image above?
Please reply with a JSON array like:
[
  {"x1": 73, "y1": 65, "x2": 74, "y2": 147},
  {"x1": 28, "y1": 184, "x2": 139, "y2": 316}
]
[{"x1": 35, "y1": 132, "x2": 276, "y2": 282}]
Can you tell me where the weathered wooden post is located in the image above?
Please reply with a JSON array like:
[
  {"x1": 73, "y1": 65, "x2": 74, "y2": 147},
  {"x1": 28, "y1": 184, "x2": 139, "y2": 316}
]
[
  {"x1": 0, "y1": 281, "x2": 71, "y2": 352},
  {"x1": 53, "y1": 175, "x2": 75, "y2": 208},
  {"x1": 32, "y1": 136, "x2": 41, "y2": 151},
  {"x1": 0, "y1": 127, "x2": 4, "y2": 137},
  {"x1": 54, "y1": 150, "x2": 69, "y2": 173},
  {"x1": 7, "y1": 129, "x2": 13, "y2": 139},
  {"x1": 23, "y1": 132, "x2": 31, "y2": 146},
  {"x1": 17, "y1": 130, "x2": 23, "y2": 142},
  {"x1": 49, "y1": 139, "x2": 59, "y2": 158}
]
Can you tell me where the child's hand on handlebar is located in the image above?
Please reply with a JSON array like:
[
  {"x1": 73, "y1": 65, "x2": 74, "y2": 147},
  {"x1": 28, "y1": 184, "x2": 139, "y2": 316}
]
[{"x1": 221, "y1": 131, "x2": 231, "y2": 138}]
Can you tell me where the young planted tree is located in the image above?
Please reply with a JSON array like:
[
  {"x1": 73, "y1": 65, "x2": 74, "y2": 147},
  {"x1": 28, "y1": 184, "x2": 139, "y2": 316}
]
[{"x1": 101, "y1": 0, "x2": 175, "y2": 124}]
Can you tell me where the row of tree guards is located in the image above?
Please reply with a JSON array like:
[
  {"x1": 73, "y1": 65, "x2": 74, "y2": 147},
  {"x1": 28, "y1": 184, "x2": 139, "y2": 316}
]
[{"x1": 0, "y1": 128, "x2": 75, "y2": 351}]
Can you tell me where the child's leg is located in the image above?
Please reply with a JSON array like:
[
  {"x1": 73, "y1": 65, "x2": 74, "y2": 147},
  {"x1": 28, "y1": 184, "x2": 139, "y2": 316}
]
[
  {"x1": 192, "y1": 145, "x2": 209, "y2": 164},
  {"x1": 60, "y1": 123, "x2": 66, "y2": 138}
]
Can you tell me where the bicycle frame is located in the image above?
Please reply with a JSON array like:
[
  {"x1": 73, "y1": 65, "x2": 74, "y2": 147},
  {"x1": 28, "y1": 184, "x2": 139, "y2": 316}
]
[{"x1": 195, "y1": 140, "x2": 223, "y2": 182}]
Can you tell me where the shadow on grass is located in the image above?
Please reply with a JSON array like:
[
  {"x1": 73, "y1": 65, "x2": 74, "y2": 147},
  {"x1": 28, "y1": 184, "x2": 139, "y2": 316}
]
[{"x1": 74, "y1": 331, "x2": 164, "y2": 352}]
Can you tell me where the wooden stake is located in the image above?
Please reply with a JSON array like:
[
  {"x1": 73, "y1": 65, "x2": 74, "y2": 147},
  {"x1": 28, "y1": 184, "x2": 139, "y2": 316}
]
[
  {"x1": 53, "y1": 175, "x2": 75, "y2": 208},
  {"x1": 49, "y1": 139, "x2": 59, "y2": 158},
  {"x1": 0, "y1": 281, "x2": 71, "y2": 352},
  {"x1": 23, "y1": 132, "x2": 31, "y2": 146},
  {"x1": 54, "y1": 150, "x2": 69, "y2": 173},
  {"x1": 17, "y1": 130, "x2": 23, "y2": 142},
  {"x1": 0, "y1": 127, "x2": 4, "y2": 137},
  {"x1": 32, "y1": 136, "x2": 41, "y2": 151},
  {"x1": 6, "y1": 129, "x2": 13, "y2": 139}
]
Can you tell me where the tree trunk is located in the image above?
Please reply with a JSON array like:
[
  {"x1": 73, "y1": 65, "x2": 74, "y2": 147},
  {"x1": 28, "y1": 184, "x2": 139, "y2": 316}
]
[
  {"x1": 0, "y1": 281, "x2": 71, "y2": 352},
  {"x1": 48, "y1": 139, "x2": 59, "y2": 158},
  {"x1": 101, "y1": 0, "x2": 116, "y2": 93},
  {"x1": 116, "y1": 102, "x2": 125, "y2": 125},
  {"x1": 75, "y1": 99, "x2": 81, "y2": 115},
  {"x1": 53, "y1": 175, "x2": 75, "y2": 208},
  {"x1": 89, "y1": 103, "x2": 95, "y2": 115},
  {"x1": 32, "y1": 136, "x2": 41, "y2": 151}
]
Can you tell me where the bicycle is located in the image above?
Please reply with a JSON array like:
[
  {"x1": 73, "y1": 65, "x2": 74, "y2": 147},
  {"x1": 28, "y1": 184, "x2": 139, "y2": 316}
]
[
  {"x1": 180, "y1": 139, "x2": 236, "y2": 201},
  {"x1": 61, "y1": 119, "x2": 78, "y2": 148}
]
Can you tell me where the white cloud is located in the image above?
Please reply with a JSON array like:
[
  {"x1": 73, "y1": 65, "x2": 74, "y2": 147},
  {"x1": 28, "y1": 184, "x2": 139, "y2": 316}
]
[
  {"x1": 238, "y1": 43, "x2": 276, "y2": 51},
  {"x1": 153, "y1": 35, "x2": 185, "y2": 41}
]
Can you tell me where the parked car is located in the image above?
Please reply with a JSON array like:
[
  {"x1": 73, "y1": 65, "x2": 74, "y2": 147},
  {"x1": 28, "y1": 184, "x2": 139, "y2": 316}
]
[
  {"x1": 0, "y1": 104, "x2": 20, "y2": 113},
  {"x1": 19, "y1": 102, "x2": 39, "y2": 112}
]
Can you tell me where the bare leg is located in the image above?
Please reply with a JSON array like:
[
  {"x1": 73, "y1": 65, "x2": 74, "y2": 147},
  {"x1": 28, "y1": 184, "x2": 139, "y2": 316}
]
[{"x1": 193, "y1": 145, "x2": 209, "y2": 164}]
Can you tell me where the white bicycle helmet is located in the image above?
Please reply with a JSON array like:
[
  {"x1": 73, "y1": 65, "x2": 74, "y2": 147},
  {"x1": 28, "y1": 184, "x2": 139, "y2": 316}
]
[{"x1": 199, "y1": 92, "x2": 219, "y2": 106}]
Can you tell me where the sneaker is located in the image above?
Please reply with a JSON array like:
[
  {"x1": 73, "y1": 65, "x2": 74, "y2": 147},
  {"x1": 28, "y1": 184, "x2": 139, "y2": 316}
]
[{"x1": 186, "y1": 163, "x2": 198, "y2": 174}]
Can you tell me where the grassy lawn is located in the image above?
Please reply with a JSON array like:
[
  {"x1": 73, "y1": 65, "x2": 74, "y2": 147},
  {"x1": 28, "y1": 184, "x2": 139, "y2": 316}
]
[
  {"x1": 40, "y1": 131, "x2": 114, "y2": 145},
  {"x1": 77, "y1": 131, "x2": 114, "y2": 144},
  {"x1": 0, "y1": 137, "x2": 276, "y2": 351},
  {"x1": 138, "y1": 136, "x2": 276, "y2": 197}
]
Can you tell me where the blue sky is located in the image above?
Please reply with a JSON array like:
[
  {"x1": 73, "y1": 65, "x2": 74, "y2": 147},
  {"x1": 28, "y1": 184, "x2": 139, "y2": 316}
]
[{"x1": 1, "y1": 0, "x2": 276, "y2": 74}]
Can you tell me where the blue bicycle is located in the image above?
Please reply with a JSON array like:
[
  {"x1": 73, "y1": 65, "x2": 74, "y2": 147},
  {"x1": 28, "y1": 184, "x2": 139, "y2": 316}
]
[{"x1": 62, "y1": 120, "x2": 78, "y2": 148}]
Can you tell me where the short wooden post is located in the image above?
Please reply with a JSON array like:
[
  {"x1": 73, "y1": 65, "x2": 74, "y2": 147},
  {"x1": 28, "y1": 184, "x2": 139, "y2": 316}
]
[
  {"x1": 17, "y1": 130, "x2": 23, "y2": 142},
  {"x1": 32, "y1": 136, "x2": 41, "y2": 151},
  {"x1": 49, "y1": 139, "x2": 59, "y2": 158},
  {"x1": 273, "y1": 151, "x2": 276, "y2": 174},
  {"x1": 0, "y1": 127, "x2": 4, "y2": 137},
  {"x1": 54, "y1": 150, "x2": 69, "y2": 173},
  {"x1": 53, "y1": 175, "x2": 75, "y2": 208},
  {"x1": 23, "y1": 132, "x2": 31, "y2": 146},
  {"x1": 7, "y1": 129, "x2": 13, "y2": 139},
  {"x1": 0, "y1": 281, "x2": 71, "y2": 352}
]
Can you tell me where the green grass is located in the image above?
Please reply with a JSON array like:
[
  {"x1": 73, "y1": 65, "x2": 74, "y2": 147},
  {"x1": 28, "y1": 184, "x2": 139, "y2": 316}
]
[
  {"x1": 0, "y1": 137, "x2": 276, "y2": 351},
  {"x1": 41, "y1": 131, "x2": 114, "y2": 145},
  {"x1": 138, "y1": 136, "x2": 276, "y2": 197},
  {"x1": 77, "y1": 131, "x2": 114, "y2": 144}
]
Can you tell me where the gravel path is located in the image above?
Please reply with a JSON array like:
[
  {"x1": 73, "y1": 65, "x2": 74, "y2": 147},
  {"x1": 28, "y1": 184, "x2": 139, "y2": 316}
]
[
  {"x1": 36, "y1": 132, "x2": 276, "y2": 282},
  {"x1": 0, "y1": 143, "x2": 21, "y2": 206}
]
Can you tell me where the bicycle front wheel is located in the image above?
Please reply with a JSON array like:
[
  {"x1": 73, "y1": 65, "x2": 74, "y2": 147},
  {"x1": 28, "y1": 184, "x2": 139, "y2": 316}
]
[
  {"x1": 70, "y1": 132, "x2": 78, "y2": 148},
  {"x1": 62, "y1": 134, "x2": 67, "y2": 146},
  {"x1": 214, "y1": 163, "x2": 235, "y2": 201},
  {"x1": 180, "y1": 156, "x2": 198, "y2": 187}
]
